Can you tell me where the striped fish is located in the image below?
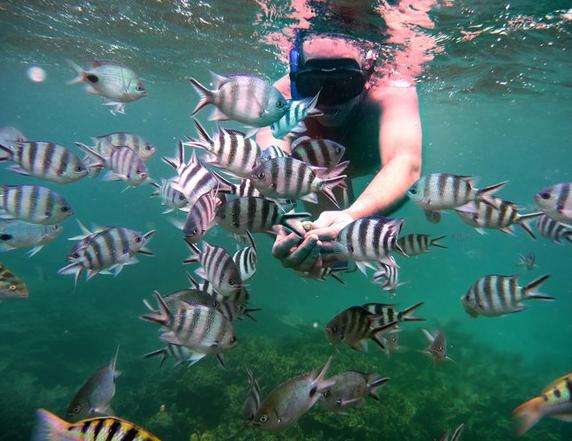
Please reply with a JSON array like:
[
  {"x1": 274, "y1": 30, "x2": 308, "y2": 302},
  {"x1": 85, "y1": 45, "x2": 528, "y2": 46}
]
[
  {"x1": 32, "y1": 408, "x2": 160, "y2": 441},
  {"x1": 325, "y1": 306, "x2": 399, "y2": 352},
  {"x1": 248, "y1": 157, "x2": 348, "y2": 207},
  {"x1": 150, "y1": 178, "x2": 187, "y2": 214},
  {"x1": 162, "y1": 142, "x2": 230, "y2": 206},
  {"x1": 536, "y1": 214, "x2": 572, "y2": 244},
  {"x1": 260, "y1": 145, "x2": 289, "y2": 160},
  {"x1": 0, "y1": 261, "x2": 28, "y2": 299},
  {"x1": 513, "y1": 373, "x2": 572, "y2": 435},
  {"x1": 215, "y1": 196, "x2": 310, "y2": 236},
  {"x1": 189, "y1": 72, "x2": 288, "y2": 126},
  {"x1": 232, "y1": 232, "x2": 257, "y2": 282},
  {"x1": 0, "y1": 185, "x2": 72, "y2": 225},
  {"x1": 0, "y1": 220, "x2": 62, "y2": 256},
  {"x1": 456, "y1": 197, "x2": 542, "y2": 238},
  {"x1": 535, "y1": 182, "x2": 572, "y2": 223},
  {"x1": 58, "y1": 226, "x2": 155, "y2": 285},
  {"x1": 186, "y1": 119, "x2": 261, "y2": 178},
  {"x1": 372, "y1": 259, "x2": 403, "y2": 293},
  {"x1": 291, "y1": 137, "x2": 345, "y2": 169},
  {"x1": 517, "y1": 252, "x2": 536, "y2": 271},
  {"x1": 421, "y1": 329, "x2": 451, "y2": 363},
  {"x1": 337, "y1": 216, "x2": 404, "y2": 273},
  {"x1": 462, "y1": 274, "x2": 554, "y2": 318},
  {"x1": 243, "y1": 368, "x2": 262, "y2": 422},
  {"x1": 320, "y1": 371, "x2": 389, "y2": 411},
  {"x1": 0, "y1": 141, "x2": 93, "y2": 183},
  {"x1": 361, "y1": 302, "x2": 424, "y2": 326},
  {"x1": 270, "y1": 93, "x2": 321, "y2": 139},
  {"x1": 230, "y1": 178, "x2": 296, "y2": 213},
  {"x1": 397, "y1": 234, "x2": 446, "y2": 256},
  {"x1": 440, "y1": 423, "x2": 465, "y2": 441},
  {"x1": 184, "y1": 240, "x2": 243, "y2": 299},
  {"x1": 181, "y1": 188, "x2": 220, "y2": 243},
  {"x1": 141, "y1": 292, "x2": 237, "y2": 366},
  {"x1": 144, "y1": 342, "x2": 201, "y2": 368},
  {"x1": 408, "y1": 173, "x2": 507, "y2": 211}
]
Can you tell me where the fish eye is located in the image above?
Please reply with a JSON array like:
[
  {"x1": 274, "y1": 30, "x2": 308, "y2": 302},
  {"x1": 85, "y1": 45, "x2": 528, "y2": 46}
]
[
  {"x1": 336, "y1": 399, "x2": 343, "y2": 407},
  {"x1": 136, "y1": 84, "x2": 145, "y2": 91},
  {"x1": 539, "y1": 192, "x2": 551, "y2": 200},
  {"x1": 71, "y1": 252, "x2": 79, "y2": 259},
  {"x1": 409, "y1": 188, "x2": 417, "y2": 195},
  {"x1": 323, "y1": 390, "x2": 330, "y2": 398},
  {"x1": 61, "y1": 206, "x2": 70, "y2": 213},
  {"x1": 257, "y1": 172, "x2": 265, "y2": 180},
  {"x1": 230, "y1": 335, "x2": 237, "y2": 344},
  {"x1": 135, "y1": 236, "x2": 142, "y2": 243},
  {"x1": 276, "y1": 100, "x2": 285, "y2": 109},
  {"x1": 75, "y1": 165, "x2": 84, "y2": 172},
  {"x1": 72, "y1": 405, "x2": 81, "y2": 414},
  {"x1": 9, "y1": 285, "x2": 16, "y2": 291},
  {"x1": 258, "y1": 415, "x2": 268, "y2": 423},
  {"x1": 145, "y1": 145, "x2": 152, "y2": 151}
]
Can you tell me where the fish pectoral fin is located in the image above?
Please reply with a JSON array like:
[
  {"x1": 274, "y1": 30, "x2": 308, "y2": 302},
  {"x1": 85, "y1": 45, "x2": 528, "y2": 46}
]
[
  {"x1": 26, "y1": 245, "x2": 44, "y2": 257},
  {"x1": 101, "y1": 171, "x2": 123, "y2": 182},
  {"x1": 7, "y1": 165, "x2": 30, "y2": 176},
  {"x1": 209, "y1": 107, "x2": 230, "y2": 121},
  {"x1": 300, "y1": 193, "x2": 319, "y2": 204}
]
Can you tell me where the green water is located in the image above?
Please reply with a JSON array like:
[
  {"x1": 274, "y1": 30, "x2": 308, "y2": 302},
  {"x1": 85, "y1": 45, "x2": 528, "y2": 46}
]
[{"x1": 0, "y1": 1, "x2": 571, "y2": 440}]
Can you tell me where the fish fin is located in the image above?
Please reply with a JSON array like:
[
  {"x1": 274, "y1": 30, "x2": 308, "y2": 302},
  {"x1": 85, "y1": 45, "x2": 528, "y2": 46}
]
[
  {"x1": 74, "y1": 142, "x2": 106, "y2": 167},
  {"x1": 183, "y1": 240, "x2": 201, "y2": 264},
  {"x1": 194, "y1": 267, "x2": 207, "y2": 279},
  {"x1": 209, "y1": 107, "x2": 230, "y2": 121},
  {"x1": 66, "y1": 59, "x2": 86, "y2": 85},
  {"x1": 245, "y1": 127, "x2": 259, "y2": 139},
  {"x1": 500, "y1": 226, "x2": 516, "y2": 236},
  {"x1": 26, "y1": 246, "x2": 44, "y2": 257},
  {"x1": 140, "y1": 291, "x2": 173, "y2": 327},
  {"x1": 551, "y1": 413, "x2": 572, "y2": 422},
  {"x1": 421, "y1": 328, "x2": 435, "y2": 343},
  {"x1": 32, "y1": 409, "x2": 77, "y2": 441},
  {"x1": 192, "y1": 117, "x2": 213, "y2": 145},
  {"x1": 185, "y1": 272, "x2": 201, "y2": 289},
  {"x1": 181, "y1": 351, "x2": 207, "y2": 367},
  {"x1": 424, "y1": 209, "x2": 442, "y2": 223},
  {"x1": 398, "y1": 302, "x2": 425, "y2": 322},
  {"x1": 454, "y1": 202, "x2": 477, "y2": 215},
  {"x1": 523, "y1": 274, "x2": 554, "y2": 300},
  {"x1": 513, "y1": 396, "x2": 544, "y2": 436},
  {"x1": 168, "y1": 217, "x2": 185, "y2": 230},
  {"x1": 355, "y1": 261, "x2": 375, "y2": 276},
  {"x1": 57, "y1": 262, "x2": 83, "y2": 288},
  {"x1": 450, "y1": 423, "x2": 465, "y2": 441},
  {"x1": 7, "y1": 164, "x2": 30, "y2": 176},
  {"x1": 143, "y1": 348, "x2": 168, "y2": 367},
  {"x1": 313, "y1": 355, "x2": 335, "y2": 393},
  {"x1": 209, "y1": 71, "x2": 230, "y2": 88},
  {"x1": 101, "y1": 171, "x2": 122, "y2": 182},
  {"x1": 216, "y1": 353, "x2": 225, "y2": 368},
  {"x1": 516, "y1": 213, "x2": 543, "y2": 239},
  {"x1": 368, "y1": 377, "x2": 390, "y2": 400},
  {"x1": 319, "y1": 171, "x2": 348, "y2": 208},
  {"x1": 430, "y1": 235, "x2": 447, "y2": 249},
  {"x1": 161, "y1": 207, "x2": 175, "y2": 214},
  {"x1": 0, "y1": 143, "x2": 14, "y2": 161},
  {"x1": 109, "y1": 345, "x2": 121, "y2": 377},
  {"x1": 300, "y1": 193, "x2": 319, "y2": 204},
  {"x1": 475, "y1": 227, "x2": 487, "y2": 235},
  {"x1": 188, "y1": 77, "x2": 216, "y2": 115},
  {"x1": 477, "y1": 180, "x2": 508, "y2": 201}
]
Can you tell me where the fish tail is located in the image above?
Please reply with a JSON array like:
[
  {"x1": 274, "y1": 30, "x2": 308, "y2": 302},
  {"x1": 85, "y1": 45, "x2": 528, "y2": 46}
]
[
  {"x1": 513, "y1": 396, "x2": 545, "y2": 436},
  {"x1": 516, "y1": 212, "x2": 543, "y2": 240},
  {"x1": 66, "y1": 59, "x2": 86, "y2": 85},
  {"x1": 319, "y1": 175, "x2": 347, "y2": 209},
  {"x1": 140, "y1": 291, "x2": 172, "y2": 327},
  {"x1": 367, "y1": 375, "x2": 390, "y2": 400},
  {"x1": 32, "y1": 409, "x2": 76, "y2": 441},
  {"x1": 143, "y1": 347, "x2": 169, "y2": 368},
  {"x1": 398, "y1": 302, "x2": 425, "y2": 322},
  {"x1": 0, "y1": 143, "x2": 14, "y2": 161},
  {"x1": 183, "y1": 239, "x2": 201, "y2": 264},
  {"x1": 74, "y1": 142, "x2": 105, "y2": 167},
  {"x1": 188, "y1": 77, "x2": 215, "y2": 115},
  {"x1": 524, "y1": 274, "x2": 554, "y2": 301},
  {"x1": 476, "y1": 180, "x2": 508, "y2": 201},
  {"x1": 192, "y1": 117, "x2": 213, "y2": 145},
  {"x1": 430, "y1": 235, "x2": 447, "y2": 249}
]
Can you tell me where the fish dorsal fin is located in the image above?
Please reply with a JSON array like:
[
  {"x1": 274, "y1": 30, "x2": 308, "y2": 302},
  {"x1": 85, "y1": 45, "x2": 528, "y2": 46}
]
[{"x1": 209, "y1": 71, "x2": 230, "y2": 89}]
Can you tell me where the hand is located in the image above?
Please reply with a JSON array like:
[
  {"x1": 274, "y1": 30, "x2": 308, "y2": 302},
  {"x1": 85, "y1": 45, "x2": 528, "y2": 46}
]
[
  {"x1": 272, "y1": 227, "x2": 322, "y2": 273},
  {"x1": 304, "y1": 210, "x2": 355, "y2": 241}
]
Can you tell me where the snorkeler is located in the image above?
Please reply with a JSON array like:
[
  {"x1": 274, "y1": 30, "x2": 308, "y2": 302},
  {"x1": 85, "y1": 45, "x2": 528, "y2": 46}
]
[{"x1": 256, "y1": 31, "x2": 422, "y2": 277}]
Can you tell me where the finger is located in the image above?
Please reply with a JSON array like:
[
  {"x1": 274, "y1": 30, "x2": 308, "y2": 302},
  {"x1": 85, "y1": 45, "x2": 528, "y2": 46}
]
[
  {"x1": 303, "y1": 212, "x2": 332, "y2": 234},
  {"x1": 307, "y1": 226, "x2": 339, "y2": 241},
  {"x1": 283, "y1": 235, "x2": 318, "y2": 268},
  {"x1": 272, "y1": 231, "x2": 301, "y2": 259},
  {"x1": 295, "y1": 244, "x2": 321, "y2": 272}
]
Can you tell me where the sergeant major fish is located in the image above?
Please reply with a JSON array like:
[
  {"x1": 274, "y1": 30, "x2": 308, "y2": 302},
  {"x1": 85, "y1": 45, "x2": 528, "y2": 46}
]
[
  {"x1": 291, "y1": 136, "x2": 346, "y2": 169},
  {"x1": 32, "y1": 409, "x2": 160, "y2": 441},
  {"x1": 0, "y1": 262, "x2": 28, "y2": 300},
  {"x1": 0, "y1": 185, "x2": 72, "y2": 225},
  {"x1": 232, "y1": 232, "x2": 257, "y2": 282},
  {"x1": 0, "y1": 141, "x2": 94, "y2": 184},
  {"x1": 67, "y1": 60, "x2": 147, "y2": 114},
  {"x1": 513, "y1": 373, "x2": 572, "y2": 435},
  {"x1": 189, "y1": 72, "x2": 288, "y2": 127},
  {"x1": 535, "y1": 182, "x2": 572, "y2": 223},
  {"x1": 66, "y1": 347, "x2": 120, "y2": 422},
  {"x1": 269, "y1": 93, "x2": 321, "y2": 139},
  {"x1": 396, "y1": 234, "x2": 446, "y2": 257},
  {"x1": 251, "y1": 357, "x2": 334, "y2": 431},
  {"x1": 179, "y1": 188, "x2": 220, "y2": 243},
  {"x1": 536, "y1": 214, "x2": 572, "y2": 244},
  {"x1": 0, "y1": 220, "x2": 61, "y2": 256},
  {"x1": 517, "y1": 252, "x2": 536, "y2": 271},
  {"x1": 243, "y1": 368, "x2": 262, "y2": 422},
  {"x1": 150, "y1": 178, "x2": 188, "y2": 214},
  {"x1": 320, "y1": 371, "x2": 389, "y2": 411},
  {"x1": 439, "y1": 423, "x2": 465, "y2": 441},
  {"x1": 462, "y1": 274, "x2": 554, "y2": 318},
  {"x1": 421, "y1": 329, "x2": 452, "y2": 363},
  {"x1": 372, "y1": 260, "x2": 403, "y2": 293}
]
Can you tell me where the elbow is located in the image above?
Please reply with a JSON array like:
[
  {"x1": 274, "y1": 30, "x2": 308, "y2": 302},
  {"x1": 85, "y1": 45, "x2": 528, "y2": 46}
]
[{"x1": 404, "y1": 154, "x2": 421, "y2": 184}]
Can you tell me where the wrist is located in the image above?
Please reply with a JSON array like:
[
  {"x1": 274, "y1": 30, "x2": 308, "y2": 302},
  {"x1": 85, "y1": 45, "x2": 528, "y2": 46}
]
[{"x1": 342, "y1": 206, "x2": 361, "y2": 221}]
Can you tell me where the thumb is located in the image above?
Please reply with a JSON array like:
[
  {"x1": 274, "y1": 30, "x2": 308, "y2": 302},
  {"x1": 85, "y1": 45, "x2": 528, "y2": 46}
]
[{"x1": 307, "y1": 211, "x2": 334, "y2": 231}]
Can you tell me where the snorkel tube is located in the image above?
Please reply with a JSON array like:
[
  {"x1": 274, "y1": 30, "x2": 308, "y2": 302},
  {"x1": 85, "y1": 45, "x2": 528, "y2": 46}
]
[{"x1": 289, "y1": 30, "x2": 305, "y2": 100}]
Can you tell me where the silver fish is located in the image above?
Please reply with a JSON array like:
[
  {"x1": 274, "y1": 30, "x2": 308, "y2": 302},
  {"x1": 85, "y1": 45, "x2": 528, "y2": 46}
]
[
  {"x1": 396, "y1": 234, "x2": 446, "y2": 256},
  {"x1": 0, "y1": 220, "x2": 61, "y2": 256},
  {"x1": 230, "y1": 178, "x2": 296, "y2": 213},
  {"x1": 408, "y1": 173, "x2": 507, "y2": 211},
  {"x1": 291, "y1": 136, "x2": 345, "y2": 169},
  {"x1": 184, "y1": 240, "x2": 243, "y2": 300},
  {"x1": 141, "y1": 292, "x2": 237, "y2": 367},
  {"x1": 535, "y1": 182, "x2": 572, "y2": 223},
  {"x1": 336, "y1": 216, "x2": 404, "y2": 274},
  {"x1": 232, "y1": 232, "x2": 257, "y2": 282},
  {"x1": 189, "y1": 72, "x2": 288, "y2": 126},
  {"x1": 456, "y1": 197, "x2": 542, "y2": 238},
  {"x1": 0, "y1": 141, "x2": 93, "y2": 183},
  {"x1": 150, "y1": 178, "x2": 188, "y2": 214},
  {"x1": 517, "y1": 252, "x2": 536, "y2": 270},
  {"x1": 58, "y1": 226, "x2": 154, "y2": 285},
  {"x1": 67, "y1": 60, "x2": 146, "y2": 114},
  {"x1": 243, "y1": 368, "x2": 262, "y2": 422},
  {"x1": 249, "y1": 157, "x2": 348, "y2": 207},
  {"x1": 66, "y1": 347, "x2": 120, "y2": 422},
  {"x1": 361, "y1": 302, "x2": 424, "y2": 326},
  {"x1": 181, "y1": 188, "x2": 220, "y2": 243},
  {"x1": 536, "y1": 214, "x2": 572, "y2": 244},
  {"x1": 260, "y1": 145, "x2": 289, "y2": 160},
  {"x1": 162, "y1": 142, "x2": 231, "y2": 206},
  {"x1": 320, "y1": 371, "x2": 389, "y2": 411},
  {"x1": 325, "y1": 306, "x2": 399, "y2": 352},
  {"x1": 215, "y1": 196, "x2": 309, "y2": 236},
  {"x1": 252, "y1": 357, "x2": 334, "y2": 431},
  {"x1": 186, "y1": 120, "x2": 261, "y2": 178},
  {"x1": 421, "y1": 329, "x2": 451, "y2": 363},
  {"x1": 0, "y1": 185, "x2": 72, "y2": 225},
  {"x1": 372, "y1": 260, "x2": 403, "y2": 293},
  {"x1": 0, "y1": 262, "x2": 28, "y2": 299},
  {"x1": 462, "y1": 274, "x2": 554, "y2": 318},
  {"x1": 270, "y1": 93, "x2": 321, "y2": 139}
]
